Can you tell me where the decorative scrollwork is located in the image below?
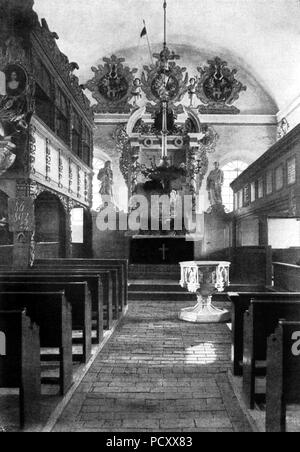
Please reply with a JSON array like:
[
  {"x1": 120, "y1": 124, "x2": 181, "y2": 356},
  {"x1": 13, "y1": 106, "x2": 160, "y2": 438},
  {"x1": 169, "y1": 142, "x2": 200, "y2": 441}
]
[
  {"x1": 45, "y1": 138, "x2": 51, "y2": 181},
  {"x1": 113, "y1": 124, "x2": 132, "y2": 186},
  {"x1": 69, "y1": 159, "x2": 73, "y2": 193},
  {"x1": 198, "y1": 124, "x2": 219, "y2": 154},
  {"x1": 33, "y1": 19, "x2": 93, "y2": 121},
  {"x1": 84, "y1": 172, "x2": 88, "y2": 202},
  {"x1": 141, "y1": 48, "x2": 189, "y2": 107},
  {"x1": 85, "y1": 55, "x2": 138, "y2": 114},
  {"x1": 58, "y1": 150, "x2": 63, "y2": 188},
  {"x1": 196, "y1": 57, "x2": 247, "y2": 114},
  {"x1": 77, "y1": 166, "x2": 81, "y2": 198},
  {"x1": 26, "y1": 123, "x2": 36, "y2": 175}
]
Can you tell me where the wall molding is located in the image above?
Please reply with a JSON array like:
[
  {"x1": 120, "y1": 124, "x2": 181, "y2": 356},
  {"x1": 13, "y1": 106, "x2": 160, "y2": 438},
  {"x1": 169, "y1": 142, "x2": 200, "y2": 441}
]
[{"x1": 277, "y1": 94, "x2": 300, "y2": 123}]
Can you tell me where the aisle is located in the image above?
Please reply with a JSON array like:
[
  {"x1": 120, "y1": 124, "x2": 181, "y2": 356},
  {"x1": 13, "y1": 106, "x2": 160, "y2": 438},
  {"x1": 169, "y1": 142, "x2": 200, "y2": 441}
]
[{"x1": 53, "y1": 300, "x2": 252, "y2": 432}]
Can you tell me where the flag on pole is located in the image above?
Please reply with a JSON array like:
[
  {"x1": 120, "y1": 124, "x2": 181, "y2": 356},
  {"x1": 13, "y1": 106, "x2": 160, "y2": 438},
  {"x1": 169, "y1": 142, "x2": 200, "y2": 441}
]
[{"x1": 140, "y1": 25, "x2": 147, "y2": 38}]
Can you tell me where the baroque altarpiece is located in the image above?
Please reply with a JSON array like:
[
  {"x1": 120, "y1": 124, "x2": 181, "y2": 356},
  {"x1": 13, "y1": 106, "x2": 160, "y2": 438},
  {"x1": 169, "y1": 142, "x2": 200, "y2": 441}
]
[{"x1": 87, "y1": 37, "x2": 246, "y2": 262}]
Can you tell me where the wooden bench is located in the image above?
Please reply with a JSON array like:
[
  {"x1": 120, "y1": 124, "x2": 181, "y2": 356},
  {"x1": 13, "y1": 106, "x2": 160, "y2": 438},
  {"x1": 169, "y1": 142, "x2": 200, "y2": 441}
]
[
  {"x1": 0, "y1": 310, "x2": 40, "y2": 428},
  {"x1": 26, "y1": 268, "x2": 117, "y2": 324},
  {"x1": 0, "y1": 292, "x2": 73, "y2": 395},
  {"x1": 34, "y1": 258, "x2": 128, "y2": 312},
  {"x1": 0, "y1": 270, "x2": 110, "y2": 340},
  {"x1": 243, "y1": 299, "x2": 300, "y2": 409},
  {"x1": 228, "y1": 292, "x2": 300, "y2": 376},
  {"x1": 0, "y1": 282, "x2": 92, "y2": 363},
  {"x1": 266, "y1": 320, "x2": 300, "y2": 432},
  {"x1": 34, "y1": 264, "x2": 121, "y2": 319}
]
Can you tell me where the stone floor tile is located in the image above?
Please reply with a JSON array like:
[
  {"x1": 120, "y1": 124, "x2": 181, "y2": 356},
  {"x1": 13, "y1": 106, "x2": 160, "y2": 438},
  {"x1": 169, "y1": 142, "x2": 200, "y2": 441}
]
[{"x1": 53, "y1": 300, "x2": 253, "y2": 433}]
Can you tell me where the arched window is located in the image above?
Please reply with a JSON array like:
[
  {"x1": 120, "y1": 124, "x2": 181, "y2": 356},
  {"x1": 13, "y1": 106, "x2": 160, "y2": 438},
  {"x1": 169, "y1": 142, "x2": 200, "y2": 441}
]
[{"x1": 222, "y1": 160, "x2": 249, "y2": 212}]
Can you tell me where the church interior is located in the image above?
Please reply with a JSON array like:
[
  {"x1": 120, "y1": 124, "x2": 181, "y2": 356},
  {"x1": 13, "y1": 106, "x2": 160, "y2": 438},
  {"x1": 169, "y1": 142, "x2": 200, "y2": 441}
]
[{"x1": 0, "y1": 0, "x2": 300, "y2": 433}]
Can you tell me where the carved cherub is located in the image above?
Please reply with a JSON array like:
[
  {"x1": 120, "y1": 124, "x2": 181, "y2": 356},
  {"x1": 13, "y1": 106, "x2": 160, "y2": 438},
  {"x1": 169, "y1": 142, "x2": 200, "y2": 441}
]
[
  {"x1": 188, "y1": 77, "x2": 198, "y2": 107},
  {"x1": 131, "y1": 78, "x2": 142, "y2": 107}
]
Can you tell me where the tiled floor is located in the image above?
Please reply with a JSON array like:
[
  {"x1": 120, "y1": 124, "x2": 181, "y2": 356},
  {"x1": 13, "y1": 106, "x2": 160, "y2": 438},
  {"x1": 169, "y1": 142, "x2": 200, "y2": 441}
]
[{"x1": 53, "y1": 300, "x2": 252, "y2": 432}]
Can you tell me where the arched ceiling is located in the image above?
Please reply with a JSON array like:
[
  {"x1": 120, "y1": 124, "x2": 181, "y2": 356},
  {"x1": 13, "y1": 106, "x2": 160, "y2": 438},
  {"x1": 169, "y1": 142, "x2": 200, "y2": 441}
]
[{"x1": 33, "y1": 0, "x2": 300, "y2": 114}]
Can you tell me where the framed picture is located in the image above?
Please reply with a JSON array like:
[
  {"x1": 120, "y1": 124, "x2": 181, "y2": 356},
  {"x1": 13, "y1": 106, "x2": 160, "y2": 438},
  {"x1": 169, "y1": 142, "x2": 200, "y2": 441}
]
[
  {"x1": 287, "y1": 156, "x2": 296, "y2": 186},
  {"x1": 243, "y1": 185, "x2": 250, "y2": 206},
  {"x1": 4, "y1": 64, "x2": 28, "y2": 97}
]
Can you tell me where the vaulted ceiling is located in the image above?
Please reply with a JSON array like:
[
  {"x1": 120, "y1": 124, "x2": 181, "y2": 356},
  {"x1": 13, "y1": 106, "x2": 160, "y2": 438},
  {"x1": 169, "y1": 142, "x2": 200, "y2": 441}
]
[{"x1": 33, "y1": 0, "x2": 300, "y2": 115}]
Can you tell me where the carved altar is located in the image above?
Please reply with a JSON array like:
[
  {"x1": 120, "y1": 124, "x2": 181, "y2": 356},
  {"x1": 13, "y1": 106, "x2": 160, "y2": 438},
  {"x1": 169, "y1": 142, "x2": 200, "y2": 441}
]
[{"x1": 179, "y1": 261, "x2": 231, "y2": 323}]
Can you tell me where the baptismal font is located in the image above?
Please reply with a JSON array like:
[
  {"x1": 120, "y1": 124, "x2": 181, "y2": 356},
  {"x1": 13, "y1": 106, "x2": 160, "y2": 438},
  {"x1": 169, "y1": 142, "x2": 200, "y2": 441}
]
[{"x1": 179, "y1": 260, "x2": 231, "y2": 323}]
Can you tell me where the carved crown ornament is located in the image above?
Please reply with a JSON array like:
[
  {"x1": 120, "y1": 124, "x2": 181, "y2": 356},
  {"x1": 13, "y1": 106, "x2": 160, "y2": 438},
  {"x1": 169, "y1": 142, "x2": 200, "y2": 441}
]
[
  {"x1": 195, "y1": 57, "x2": 247, "y2": 114},
  {"x1": 85, "y1": 55, "x2": 138, "y2": 114},
  {"x1": 141, "y1": 47, "x2": 189, "y2": 117}
]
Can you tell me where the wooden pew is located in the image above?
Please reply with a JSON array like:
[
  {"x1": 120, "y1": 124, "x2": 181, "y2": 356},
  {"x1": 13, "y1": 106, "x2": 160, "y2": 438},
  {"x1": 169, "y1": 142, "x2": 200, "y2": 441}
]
[
  {"x1": 0, "y1": 292, "x2": 73, "y2": 395},
  {"x1": 0, "y1": 310, "x2": 40, "y2": 428},
  {"x1": 266, "y1": 320, "x2": 300, "y2": 432},
  {"x1": 34, "y1": 258, "x2": 128, "y2": 312},
  {"x1": 0, "y1": 270, "x2": 110, "y2": 339},
  {"x1": 243, "y1": 299, "x2": 300, "y2": 409},
  {"x1": 228, "y1": 292, "x2": 300, "y2": 376},
  {"x1": 0, "y1": 282, "x2": 92, "y2": 363},
  {"x1": 25, "y1": 268, "x2": 117, "y2": 324},
  {"x1": 34, "y1": 264, "x2": 121, "y2": 319}
]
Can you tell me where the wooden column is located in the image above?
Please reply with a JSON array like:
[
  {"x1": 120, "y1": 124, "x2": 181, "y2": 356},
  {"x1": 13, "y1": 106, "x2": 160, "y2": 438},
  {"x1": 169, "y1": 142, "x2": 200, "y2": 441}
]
[{"x1": 8, "y1": 197, "x2": 35, "y2": 269}]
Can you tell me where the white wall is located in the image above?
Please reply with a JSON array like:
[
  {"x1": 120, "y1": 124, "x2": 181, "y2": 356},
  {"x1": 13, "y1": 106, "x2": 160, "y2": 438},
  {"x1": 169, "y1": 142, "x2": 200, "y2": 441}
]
[{"x1": 268, "y1": 218, "x2": 300, "y2": 249}]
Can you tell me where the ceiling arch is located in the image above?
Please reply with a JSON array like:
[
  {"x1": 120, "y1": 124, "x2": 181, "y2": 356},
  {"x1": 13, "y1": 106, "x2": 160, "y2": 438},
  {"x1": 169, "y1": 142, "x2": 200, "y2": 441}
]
[{"x1": 33, "y1": 0, "x2": 300, "y2": 113}]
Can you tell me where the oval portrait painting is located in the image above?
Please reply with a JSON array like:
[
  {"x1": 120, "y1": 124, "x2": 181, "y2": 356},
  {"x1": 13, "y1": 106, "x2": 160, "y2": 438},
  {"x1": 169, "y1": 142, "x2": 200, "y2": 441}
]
[{"x1": 4, "y1": 64, "x2": 28, "y2": 97}]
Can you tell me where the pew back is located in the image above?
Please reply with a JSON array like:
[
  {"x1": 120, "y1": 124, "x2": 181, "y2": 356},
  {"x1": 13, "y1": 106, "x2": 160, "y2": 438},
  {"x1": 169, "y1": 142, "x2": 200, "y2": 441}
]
[
  {"x1": 266, "y1": 320, "x2": 300, "y2": 432},
  {"x1": 0, "y1": 282, "x2": 92, "y2": 362},
  {"x1": 0, "y1": 292, "x2": 71, "y2": 348},
  {"x1": 0, "y1": 310, "x2": 40, "y2": 426},
  {"x1": 34, "y1": 258, "x2": 128, "y2": 308},
  {"x1": 0, "y1": 292, "x2": 73, "y2": 394},
  {"x1": 243, "y1": 300, "x2": 300, "y2": 408},
  {"x1": 0, "y1": 271, "x2": 108, "y2": 337},
  {"x1": 229, "y1": 292, "x2": 300, "y2": 375}
]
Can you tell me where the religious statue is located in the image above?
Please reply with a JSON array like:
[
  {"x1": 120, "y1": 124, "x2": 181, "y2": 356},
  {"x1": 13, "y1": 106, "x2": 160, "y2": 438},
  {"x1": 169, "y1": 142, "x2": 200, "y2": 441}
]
[
  {"x1": 97, "y1": 161, "x2": 114, "y2": 202},
  {"x1": 131, "y1": 78, "x2": 142, "y2": 107},
  {"x1": 206, "y1": 161, "x2": 224, "y2": 207},
  {"x1": 188, "y1": 77, "x2": 197, "y2": 107},
  {"x1": 277, "y1": 117, "x2": 289, "y2": 140}
]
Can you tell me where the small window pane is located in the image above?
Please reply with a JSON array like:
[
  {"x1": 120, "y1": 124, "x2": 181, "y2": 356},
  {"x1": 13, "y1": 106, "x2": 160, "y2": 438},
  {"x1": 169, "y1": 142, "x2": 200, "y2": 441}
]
[
  {"x1": 275, "y1": 165, "x2": 284, "y2": 191},
  {"x1": 250, "y1": 182, "x2": 256, "y2": 202},
  {"x1": 258, "y1": 178, "x2": 264, "y2": 198},
  {"x1": 71, "y1": 208, "x2": 84, "y2": 243},
  {"x1": 266, "y1": 171, "x2": 273, "y2": 195}
]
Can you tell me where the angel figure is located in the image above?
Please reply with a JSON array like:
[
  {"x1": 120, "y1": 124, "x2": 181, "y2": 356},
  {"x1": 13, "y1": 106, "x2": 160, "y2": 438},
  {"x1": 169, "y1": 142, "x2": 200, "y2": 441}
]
[
  {"x1": 188, "y1": 77, "x2": 197, "y2": 107},
  {"x1": 131, "y1": 78, "x2": 142, "y2": 107}
]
